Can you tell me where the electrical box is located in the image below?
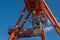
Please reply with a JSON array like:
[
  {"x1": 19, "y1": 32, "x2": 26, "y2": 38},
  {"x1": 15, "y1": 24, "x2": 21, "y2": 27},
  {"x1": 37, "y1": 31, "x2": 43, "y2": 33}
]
[{"x1": 31, "y1": 15, "x2": 43, "y2": 35}]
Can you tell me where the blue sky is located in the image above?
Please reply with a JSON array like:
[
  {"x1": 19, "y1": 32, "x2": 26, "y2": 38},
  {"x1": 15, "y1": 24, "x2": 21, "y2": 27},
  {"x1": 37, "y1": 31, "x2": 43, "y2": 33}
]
[{"x1": 0, "y1": 0, "x2": 60, "y2": 40}]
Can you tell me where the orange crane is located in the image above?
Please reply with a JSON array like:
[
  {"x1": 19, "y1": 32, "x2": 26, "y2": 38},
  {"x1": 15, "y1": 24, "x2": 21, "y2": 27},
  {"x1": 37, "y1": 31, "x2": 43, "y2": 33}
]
[{"x1": 8, "y1": 0, "x2": 60, "y2": 40}]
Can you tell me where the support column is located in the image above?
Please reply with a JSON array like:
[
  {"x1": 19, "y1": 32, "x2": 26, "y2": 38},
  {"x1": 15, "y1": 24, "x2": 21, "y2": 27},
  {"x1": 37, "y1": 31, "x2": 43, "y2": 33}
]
[{"x1": 41, "y1": 24, "x2": 46, "y2": 40}]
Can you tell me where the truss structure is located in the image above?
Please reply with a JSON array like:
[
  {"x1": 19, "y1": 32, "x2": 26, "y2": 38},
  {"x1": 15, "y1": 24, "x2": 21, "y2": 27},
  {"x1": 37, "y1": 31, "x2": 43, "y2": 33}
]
[{"x1": 8, "y1": 0, "x2": 60, "y2": 40}]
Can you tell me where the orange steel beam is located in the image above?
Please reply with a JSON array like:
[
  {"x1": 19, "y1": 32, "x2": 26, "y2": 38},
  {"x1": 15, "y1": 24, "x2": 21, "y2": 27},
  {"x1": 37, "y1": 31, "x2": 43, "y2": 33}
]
[
  {"x1": 8, "y1": 7, "x2": 26, "y2": 40},
  {"x1": 15, "y1": 12, "x2": 31, "y2": 38},
  {"x1": 16, "y1": 7, "x2": 26, "y2": 25},
  {"x1": 42, "y1": 0, "x2": 60, "y2": 35},
  {"x1": 41, "y1": 24, "x2": 46, "y2": 40}
]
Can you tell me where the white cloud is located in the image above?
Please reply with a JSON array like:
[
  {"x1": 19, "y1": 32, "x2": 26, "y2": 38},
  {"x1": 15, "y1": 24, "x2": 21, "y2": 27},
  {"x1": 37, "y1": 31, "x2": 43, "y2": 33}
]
[
  {"x1": 44, "y1": 26, "x2": 53, "y2": 32},
  {"x1": 47, "y1": 19, "x2": 51, "y2": 25}
]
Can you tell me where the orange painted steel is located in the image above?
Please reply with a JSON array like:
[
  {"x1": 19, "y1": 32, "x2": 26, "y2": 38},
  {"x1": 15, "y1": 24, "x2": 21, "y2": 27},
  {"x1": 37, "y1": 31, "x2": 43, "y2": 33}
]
[
  {"x1": 15, "y1": 12, "x2": 31, "y2": 38},
  {"x1": 43, "y1": 0, "x2": 60, "y2": 35},
  {"x1": 8, "y1": 0, "x2": 60, "y2": 40},
  {"x1": 41, "y1": 24, "x2": 46, "y2": 40},
  {"x1": 8, "y1": 7, "x2": 26, "y2": 40}
]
